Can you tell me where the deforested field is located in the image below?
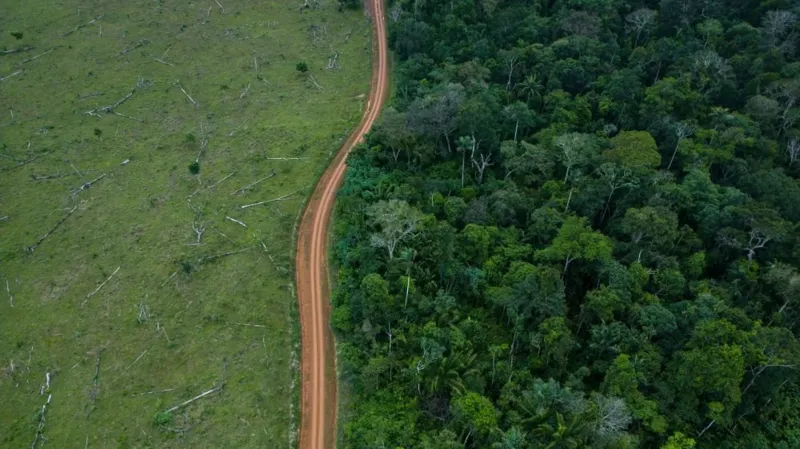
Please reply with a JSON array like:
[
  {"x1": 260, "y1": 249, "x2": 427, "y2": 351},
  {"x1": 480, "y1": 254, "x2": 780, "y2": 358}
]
[{"x1": 0, "y1": 0, "x2": 370, "y2": 447}]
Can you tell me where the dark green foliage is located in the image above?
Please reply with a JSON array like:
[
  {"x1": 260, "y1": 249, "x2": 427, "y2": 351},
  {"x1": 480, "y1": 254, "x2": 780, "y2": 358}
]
[
  {"x1": 295, "y1": 62, "x2": 308, "y2": 73},
  {"x1": 10, "y1": 32, "x2": 22, "y2": 40},
  {"x1": 333, "y1": 1, "x2": 800, "y2": 448},
  {"x1": 153, "y1": 411, "x2": 172, "y2": 427},
  {"x1": 188, "y1": 161, "x2": 200, "y2": 175}
]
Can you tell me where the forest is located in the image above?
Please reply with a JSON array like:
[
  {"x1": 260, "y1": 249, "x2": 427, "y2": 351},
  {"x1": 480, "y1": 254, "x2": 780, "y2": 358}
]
[{"x1": 331, "y1": 0, "x2": 800, "y2": 448}]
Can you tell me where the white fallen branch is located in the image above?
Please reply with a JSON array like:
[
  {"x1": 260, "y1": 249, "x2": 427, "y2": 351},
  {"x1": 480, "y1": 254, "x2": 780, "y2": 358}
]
[
  {"x1": 197, "y1": 246, "x2": 254, "y2": 264},
  {"x1": 225, "y1": 216, "x2": 247, "y2": 227},
  {"x1": 4, "y1": 151, "x2": 52, "y2": 171},
  {"x1": 153, "y1": 58, "x2": 173, "y2": 67},
  {"x1": 239, "y1": 83, "x2": 251, "y2": 99},
  {"x1": 126, "y1": 350, "x2": 147, "y2": 371},
  {"x1": 21, "y1": 49, "x2": 54, "y2": 64},
  {"x1": 131, "y1": 388, "x2": 175, "y2": 396},
  {"x1": 188, "y1": 171, "x2": 235, "y2": 199},
  {"x1": 85, "y1": 266, "x2": 120, "y2": 301},
  {"x1": 161, "y1": 270, "x2": 178, "y2": 286},
  {"x1": 240, "y1": 187, "x2": 306, "y2": 209},
  {"x1": 175, "y1": 80, "x2": 199, "y2": 108},
  {"x1": 307, "y1": 72, "x2": 323, "y2": 90},
  {"x1": 165, "y1": 384, "x2": 224, "y2": 413},
  {"x1": 0, "y1": 70, "x2": 22, "y2": 82},
  {"x1": 71, "y1": 173, "x2": 106, "y2": 197},
  {"x1": 6, "y1": 278, "x2": 13, "y2": 308},
  {"x1": 64, "y1": 14, "x2": 104, "y2": 37},
  {"x1": 214, "y1": 0, "x2": 225, "y2": 13},
  {"x1": 1, "y1": 45, "x2": 34, "y2": 55},
  {"x1": 27, "y1": 205, "x2": 78, "y2": 253},
  {"x1": 85, "y1": 89, "x2": 135, "y2": 117},
  {"x1": 229, "y1": 322, "x2": 266, "y2": 328},
  {"x1": 231, "y1": 170, "x2": 276, "y2": 195}
]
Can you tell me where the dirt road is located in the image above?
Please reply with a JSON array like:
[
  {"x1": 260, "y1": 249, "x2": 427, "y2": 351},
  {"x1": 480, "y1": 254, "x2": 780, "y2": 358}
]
[{"x1": 294, "y1": 0, "x2": 388, "y2": 447}]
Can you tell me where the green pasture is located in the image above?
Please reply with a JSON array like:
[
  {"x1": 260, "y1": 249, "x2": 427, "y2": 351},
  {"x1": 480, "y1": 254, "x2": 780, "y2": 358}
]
[{"x1": 0, "y1": 0, "x2": 370, "y2": 447}]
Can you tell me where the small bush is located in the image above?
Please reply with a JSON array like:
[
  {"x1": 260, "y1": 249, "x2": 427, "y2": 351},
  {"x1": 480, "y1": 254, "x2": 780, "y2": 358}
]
[
  {"x1": 153, "y1": 411, "x2": 173, "y2": 427},
  {"x1": 184, "y1": 133, "x2": 196, "y2": 143},
  {"x1": 180, "y1": 260, "x2": 193, "y2": 274},
  {"x1": 188, "y1": 161, "x2": 200, "y2": 175},
  {"x1": 93, "y1": 128, "x2": 102, "y2": 138},
  {"x1": 10, "y1": 32, "x2": 23, "y2": 40},
  {"x1": 296, "y1": 62, "x2": 308, "y2": 73}
]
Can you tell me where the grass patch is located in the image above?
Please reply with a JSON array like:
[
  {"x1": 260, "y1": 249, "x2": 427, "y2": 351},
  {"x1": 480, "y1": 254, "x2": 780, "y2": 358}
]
[{"x1": 0, "y1": 0, "x2": 370, "y2": 447}]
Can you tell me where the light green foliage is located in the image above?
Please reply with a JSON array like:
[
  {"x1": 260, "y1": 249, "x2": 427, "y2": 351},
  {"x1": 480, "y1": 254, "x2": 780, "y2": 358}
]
[
  {"x1": 451, "y1": 392, "x2": 498, "y2": 439},
  {"x1": 660, "y1": 432, "x2": 696, "y2": 449},
  {"x1": 536, "y1": 216, "x2": 613, "y2": 273},
  {"x1": 607, "y1": 131, "x2": 661, "y2": 172},
  {"x1": 0, "y1": 0, "x2": 370, "y2": 446}
]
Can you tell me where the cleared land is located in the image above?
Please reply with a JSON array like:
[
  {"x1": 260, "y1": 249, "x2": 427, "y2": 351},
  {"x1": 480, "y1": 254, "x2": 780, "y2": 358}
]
[{"x1": 0, "y1": 0, "x2": 370, "y2": 447}]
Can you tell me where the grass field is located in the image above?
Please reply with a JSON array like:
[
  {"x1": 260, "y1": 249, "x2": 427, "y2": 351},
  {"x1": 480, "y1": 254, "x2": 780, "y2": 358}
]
[{"x1": 0, "y1": 0, "x2": 370, "y2": 447}]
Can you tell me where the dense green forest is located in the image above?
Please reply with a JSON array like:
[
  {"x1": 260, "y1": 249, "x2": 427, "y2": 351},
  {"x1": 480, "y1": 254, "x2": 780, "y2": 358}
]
[{"x1": 332, "y1": 0, "x2": 800, "y2": 447}]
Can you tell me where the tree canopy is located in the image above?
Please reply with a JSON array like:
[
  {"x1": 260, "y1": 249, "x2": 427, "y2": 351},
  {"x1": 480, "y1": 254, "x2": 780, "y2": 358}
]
[{"x1": 333, "y1": 0, "x2": 800, "y2": 448}]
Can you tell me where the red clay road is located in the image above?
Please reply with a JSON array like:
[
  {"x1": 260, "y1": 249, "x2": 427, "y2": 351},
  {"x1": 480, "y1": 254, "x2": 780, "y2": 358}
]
[{"x1": 294, "y1": 0, "x2": 388, "y2": 448}]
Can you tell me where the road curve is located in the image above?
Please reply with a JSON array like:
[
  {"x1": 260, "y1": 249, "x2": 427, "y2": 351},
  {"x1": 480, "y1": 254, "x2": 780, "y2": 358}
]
[{"x1": 294, "y1": 0, "x2": 389, "y2": 448}]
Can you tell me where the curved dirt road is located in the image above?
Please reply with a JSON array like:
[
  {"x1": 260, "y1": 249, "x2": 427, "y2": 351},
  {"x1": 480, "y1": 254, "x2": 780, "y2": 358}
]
[{"x1": 294, "y1": 0, "x2": 388, "y2": 448}]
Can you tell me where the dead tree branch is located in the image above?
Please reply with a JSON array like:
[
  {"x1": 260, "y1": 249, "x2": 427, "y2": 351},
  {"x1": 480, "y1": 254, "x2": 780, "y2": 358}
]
[
  {"x1": 307, "y1": 73, "x2": 323, "y2": 90},
  {"x1": 225, "y1": 216, "x2": 247, "y2": 227},
  {"x1": 85, "y1": 89, "x2": 135, "y2": 118},
  {"x1": 85, "y1": 266, "x2": 121, "y2": 301},
  {"x1": 3, "y1": 152, "x2": 52, "y2": 172},
  {"x1": 165, "y1": 384, "x2": 224, "y2": 413},
  {"x1": 239, "y1": 83, "x2": 251, "y2": 99},
  {"x1": 30, "y1": 172, "x2": 77, "y2": 181},
  {"x1": 197, "y1": 246, "x2": 254, "y2": 264},
  {"x1": 231, "y1": 169, "x2": 276, "y2": 195},
  {"x1": 191, "y1": 217, "x2": 206, "y2": 243},
  {"x1": 64, "y1": 15, "x2": 104, "y2": 37},
  {"x1": 175, "y1": 81, "x2": 199, "y2": 108},
  {"x1": 240, "y1": 186, "x2": 307, "y2": 209},
  {"x1": 188, "y1": 171, "x2": 235, "y2": 199},
  {"x1": 5, "y1": 277, "x2": 13, "y2": 308},
  {"x1": 71, "y1": 173, "x2": 106, "y2": 197},
  {"x1": 327, "y1": 51, "x2": 339, "y2": 69},
  {"x1": 21, "y1": 49, "x2": 54, "y2": 64},
  {"x1": 1, "y1": 46, "x2": 34, "y2": 55},
  {"x1": 0, "y1": 70, "x2": 23, "y2": 82},
  {"x1": 27, "y1": 205, "x2": 78, "y2": 253},
  {"x1": 153, "y1": 58, "x2": 173, "y2": 67},
  {"x1": 126, "y1": 350, "x2": 147, "y2": 371},
  {"x1": 30, "y1": 387, "x2": 52, "y2": 449},
  {"x1": 214, "y1": 0, "x2": 225, "y2": 13}
]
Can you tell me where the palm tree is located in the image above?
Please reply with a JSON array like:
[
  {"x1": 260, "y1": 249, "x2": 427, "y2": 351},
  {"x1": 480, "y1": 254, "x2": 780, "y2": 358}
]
[
  {"x1": 534, "y1": 413, "x2": 585, "y2": 449},
  {"x1": 424, "y1": 348, "x2": 478, "y2": 396},
  {"x1": 517, "y1": 74, "x2": 544, "y2": 107},
  {"x1": 493, "y1": 426, "x2": 528, "y2": 449}
]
